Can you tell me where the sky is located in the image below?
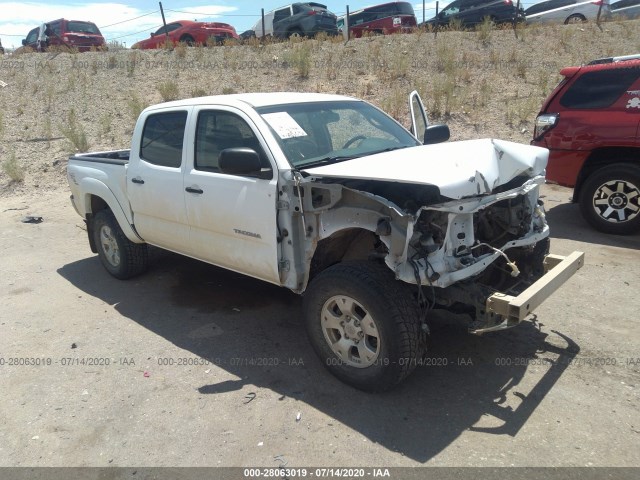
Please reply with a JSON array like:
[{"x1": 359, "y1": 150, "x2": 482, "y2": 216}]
[{"x1": 0, "y1": 0, "x2": 540, "y2": 49}]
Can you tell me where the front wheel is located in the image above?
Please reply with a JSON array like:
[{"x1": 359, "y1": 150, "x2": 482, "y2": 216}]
[
  {"x1": 303, "y1": 261, "x2": 424, "y2": 392},
  {"x1": 92, "y1": 209, "x2": 149, "y2": 279},
  {"x1": 565, "y1": 14, "x2": 586, "y2": 24},
  {"x1": 579, "y1": 164, "x2": 640, "y2": 235}
]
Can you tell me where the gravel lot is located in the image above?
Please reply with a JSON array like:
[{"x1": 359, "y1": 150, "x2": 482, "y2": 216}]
[{"x1": 0, "y1": 183, "x2": 638, "y2": 468}]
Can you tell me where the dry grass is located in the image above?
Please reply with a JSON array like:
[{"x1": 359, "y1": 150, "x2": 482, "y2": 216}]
[
  {"x1": 2, "y1": 152, "x2": 25, "y2": 183},
  {"x1": 157, "y1": 81, "x2": 180, "y2": 102},
  {"x1": 286, "y1": 42, "x2": 312, "y2": 78},
  {"x1": 59, "y1": 108, "x2": 89, "y2": 152}
]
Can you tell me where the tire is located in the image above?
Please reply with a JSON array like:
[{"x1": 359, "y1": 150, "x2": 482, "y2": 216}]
[
  {"x1": 578, "y1": 163, "x2": 640, "y2": 235},
  {"x1": 288, "y1": 28, "x2": 303, "y2": 39},
  {"x1": 303, "y1": 261, "x2": 424, "y2": 392},
  {"x1": 179, "y1": 35, "x2": 195, "y2": 46},
  {"x1": 92, "y1": 209, "x2": 149, "y2": 279},
  {"x1": 564, "y1": 14, "x2": 586, "y2": 24}
]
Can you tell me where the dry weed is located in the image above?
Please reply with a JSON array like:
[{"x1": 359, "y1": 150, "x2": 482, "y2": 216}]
[{"x1": 2, "y1": 152, "x2": 24, "y2": 183}]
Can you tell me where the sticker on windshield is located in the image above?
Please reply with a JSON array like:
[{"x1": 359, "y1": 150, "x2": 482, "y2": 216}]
[{"x1": 262, "y1": 112, "x2": 307, "y2": 139}]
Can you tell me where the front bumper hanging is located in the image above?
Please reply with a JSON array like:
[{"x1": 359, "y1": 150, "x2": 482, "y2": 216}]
[{"x1": 471, "y1": 251, "x2": 585, "y2": 334}]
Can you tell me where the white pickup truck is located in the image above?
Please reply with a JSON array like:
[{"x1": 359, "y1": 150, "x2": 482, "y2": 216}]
[{"x1": 67, "y1": 91, "x2": 584, "y2": 391}]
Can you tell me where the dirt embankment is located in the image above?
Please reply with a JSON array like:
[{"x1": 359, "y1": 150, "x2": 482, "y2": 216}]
[{"x1": 1, "y1": 19, "x2": 639, "y2": 195}]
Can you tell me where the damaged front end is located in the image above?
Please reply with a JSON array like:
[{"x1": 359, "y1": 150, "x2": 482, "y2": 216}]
[
  {"x1": 285, "y1": 139, "x2": 583, "y2": 333},
  {"x1": 395, "y1": 175, "x2": 584, "y2": 333}
]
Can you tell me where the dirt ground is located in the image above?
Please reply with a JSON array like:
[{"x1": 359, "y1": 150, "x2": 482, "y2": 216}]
[{"x1": 0, "y1": 183, "x2": 638, "y2": 468}]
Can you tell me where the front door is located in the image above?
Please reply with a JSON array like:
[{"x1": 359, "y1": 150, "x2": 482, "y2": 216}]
[{"x1": 183, "y1": 107, "x2": 281, "y2": 284}]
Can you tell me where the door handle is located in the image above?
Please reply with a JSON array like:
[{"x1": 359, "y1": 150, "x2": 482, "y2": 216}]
[
  {"x1": 185, "y1": 186, "x2": 204, "y2": 194},
  {"x1": 131, "y1": 178, "x2": 145, "y2": 184}
]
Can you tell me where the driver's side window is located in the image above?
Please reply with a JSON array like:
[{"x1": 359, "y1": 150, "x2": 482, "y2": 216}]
[{"x1": 195, "y1": 110, "x2": 269, "y2": 173}]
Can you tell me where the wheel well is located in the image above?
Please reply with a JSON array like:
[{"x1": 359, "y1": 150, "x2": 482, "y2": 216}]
[
  {"x1": 574, "y1": 147, "x2": 640, "y2": 201},
  {"x1": 309, "y1": 229, "x2": 385, "y2": 281},
  {"x1": 89, "y1": 195, "x2": 109, "y2": 217},
  {"x1": 87, "y1": 195, "x2": 110, "y2": 253}
]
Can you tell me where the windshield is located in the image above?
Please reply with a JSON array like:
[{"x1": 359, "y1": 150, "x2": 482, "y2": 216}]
[
  {"x1": 256, "y1": 101, "x2": 419, "y2": 168},
  {"x1": 67, "y1": 21, "x2": 101, "y2": 35}
]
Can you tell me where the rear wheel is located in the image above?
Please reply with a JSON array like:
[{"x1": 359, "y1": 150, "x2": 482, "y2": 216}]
[
  {"x1": 288, "y1": 28, "x2": 303, "y2": 39},
  {"x1": 579, "y1": 164, "x2": 640, "y2": 235},
  {"x1": 179, "y1": 35, "x2": 195, "y2": 46},
  {"x1": 303, "y1": 261, "x2": 424, "y2": 392},
  {"x1": 92, "y1": 209, "x2": 149, "y2": 279}
]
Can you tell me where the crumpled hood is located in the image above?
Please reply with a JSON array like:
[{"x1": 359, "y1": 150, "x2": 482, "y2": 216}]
[{"x1": 303, "y1": 139, "x2": 549, "y2": 199}]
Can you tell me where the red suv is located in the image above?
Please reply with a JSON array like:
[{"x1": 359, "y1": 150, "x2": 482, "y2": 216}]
[
  {"x1": 532, "y1": 54, "x2": 640, "y2": 234},
  {"x1": 21, "y1": 19, "x2": 106, "y2": 52}
]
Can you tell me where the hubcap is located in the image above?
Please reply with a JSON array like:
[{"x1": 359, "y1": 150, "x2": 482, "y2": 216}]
[
  {"x1": 321, "y1": 295, "x2": 380, "y2": 368},
  {"x1": 592, "y1": 179, "x2": 640, "y2": 224},
  {"x1": 100, "y1": 225, "x2": 121, "y2": 267}
]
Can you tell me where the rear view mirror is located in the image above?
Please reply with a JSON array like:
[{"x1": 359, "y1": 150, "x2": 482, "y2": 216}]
[
  {"x1": 219, "y1": 148, "x2": 272, "y2": 179},
  {"x1": 423, "y1": 124, "x2": 450, "y2": 145}
]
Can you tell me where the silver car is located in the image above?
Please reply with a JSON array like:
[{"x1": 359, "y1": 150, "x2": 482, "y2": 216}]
[
  {"x1": 611, "y1": 0, "x2": 640, "y2": 18},
  {"x1": 525, "y1": 0, "x2": 611, "y2": 24}
]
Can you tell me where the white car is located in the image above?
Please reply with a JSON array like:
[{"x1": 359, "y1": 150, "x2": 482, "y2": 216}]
[
  {"x1": 611, "y1": 0, "x2": 640, "y2": 18},
  {"x1": 525, "y1": 0, "x2": 611, "y2": 24}
]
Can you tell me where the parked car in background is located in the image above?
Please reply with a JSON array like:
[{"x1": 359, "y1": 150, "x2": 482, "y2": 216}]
[
  {"x1": 611, "y1": 0, "x2": 640, "y2": 18},
  {"x1": 0, "y1": 39, "x2": 4, "y2": 55},
  {"x1": 250, "y1": 3, "x2": 338, "y2": 38},
  {"x1": 337, "y1": 1, "x2": 417, "y2": 38},
  {"x1": 19, "y1": 19, "x2": 106, "y2": 52},
  {"x1": 132, "y1": 20, "x2": 238, "y2": 49},
  {"x1": 524, "y1": 0, "x2": 610, "y2": 24},
  {"x1": 532, "y1": 54, "x2": 640, "y2": 234},
  {"x1": 424, "y1": 0, "x2": 524, "y2": 27}
]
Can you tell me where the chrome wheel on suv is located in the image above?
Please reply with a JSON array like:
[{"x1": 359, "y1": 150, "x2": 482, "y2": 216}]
[{"x1": 580, "y1": 164, "x2": 640, "y2": 235}]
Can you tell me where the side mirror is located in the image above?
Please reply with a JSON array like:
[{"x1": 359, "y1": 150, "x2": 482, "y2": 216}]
[
  {"x1": 219, "y1": 148, "x2": 272, "y2": 179},
  {"x1": 150, "y1": 33, "x2": 155, "y2": 37},
  {"x1": 423, "y1": 124, "x2": 450, "y2": 145},
  {"x1": 22, "y1": 39, "x2": 27, "y2": 46}
]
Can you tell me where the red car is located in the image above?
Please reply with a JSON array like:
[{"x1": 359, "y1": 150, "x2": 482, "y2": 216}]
[
  {"x1": 532, "y1": 54, "x2": 640, "y2": 234},
  {"x1": 132, "y1": 20, "x2": 239, "y2": 49}
]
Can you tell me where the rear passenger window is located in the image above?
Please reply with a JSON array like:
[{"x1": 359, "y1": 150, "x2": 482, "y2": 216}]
[
  {"x1": 140, "y1": 111, "x2": 188, "y2": 168},
  {"x1": 560, "y1": 68, "x2": 640, "y2": 109}
]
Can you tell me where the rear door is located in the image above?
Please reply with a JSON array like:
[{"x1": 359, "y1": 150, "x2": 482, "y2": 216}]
[
  {"x1": 545, "y1": 65, "x2": 640, "y2": 152},
  {"x1": 273, "y1": 7, "x2": 293, "y2": 36},
  {"x1": 127, "y1": 109, "x2": 192, "y2": 252},
  {"x1": 182, "y1": 106, "x2": 280, "y2": 284}
]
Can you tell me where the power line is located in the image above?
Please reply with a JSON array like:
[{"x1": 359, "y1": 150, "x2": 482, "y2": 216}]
[
  {"x1": 165, "y1": 9, "x2": 261, "y2": 17},
  {"x1": 99, "y1": 10, "x2": 159, "y2": 30},
  {"x1": 107, "y1": 25, "x2": 162, "y2": 41}
]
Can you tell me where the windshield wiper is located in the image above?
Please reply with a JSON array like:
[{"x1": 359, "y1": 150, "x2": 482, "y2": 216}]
[
  {"x1": 368, "y1": 145, "x2": 410, "y2": 155},
  {"x1": 298, "y1": 155, "x2": 357, "y2": 169}
]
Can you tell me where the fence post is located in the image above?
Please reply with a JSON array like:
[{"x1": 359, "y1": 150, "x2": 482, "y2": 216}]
[
  {"x1": 513, "y1": 0, "x2": 520, "y2": 39},
  {"x1": 596, "y1": 1, "x2": 603, "y2": 31},
  {"x1": 345, "y1": 5, "x2": 350, "y2": 43},
  {"x1": 434, "y1": 1, "x2": 439, "y2": 38},
  {"x1": 261, "y1": 8, "x2": 266, "y2": 39},
  {"x1": 423, "y1": 0, "x2": 425, "y2": 24},
  {"x1": 159, "y1": 2, "x2": 168, "y2": 40}
]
